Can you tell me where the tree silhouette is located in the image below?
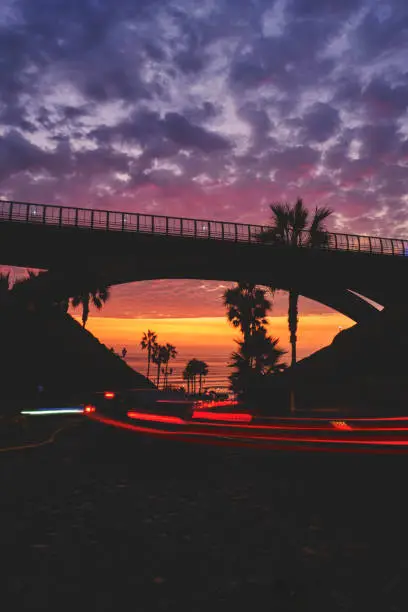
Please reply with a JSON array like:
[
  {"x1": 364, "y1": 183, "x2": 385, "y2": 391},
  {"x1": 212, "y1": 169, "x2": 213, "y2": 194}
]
[
  {"x1": 152, "y1": 344, "x2": 168, "y2": 388},
  {"x1": 71, "y1": 286, "x2": 110, "y2": 327},
  {"x1": 228, "y1": 329, "x2": 286, "y2": 397},
  {"x1": 182, "y1": 362, "x2": 194, "y2": 394},
  {"x1": 223, "y1": 282, "x2": 285, "y2": 399},
  {"x1": 259, "y1": 199, "x2": 332, "y2": 368},
  {"x1": 196, "y1": 360, "x2": 209, "y2": 394},
  {"x1": 223, "y1": 282, "x2": 272, "y2": 342},
  {"x1": 162, "y1": 343, "x2": 177, "y2": 390},
  {"x1": 140, "y1": 329, "x2": 157, "y2": 379},
  {"x1": 182, "y1": 358, "x2": 208, "y2": 395}
]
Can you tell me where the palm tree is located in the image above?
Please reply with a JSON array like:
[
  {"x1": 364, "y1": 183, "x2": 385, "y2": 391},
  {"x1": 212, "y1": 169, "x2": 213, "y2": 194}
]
[
  {"x1": 183, "y1": 358, "x2": 204, "y2": 395},
  {"x1": 71, "y1": 285, "x2": 110, "y2": 327},
  {"x1": 183, "y1": 361, "x2": 197, "y2": 394},
  {"x1": 162, "y1": 343, "x2": 177, "y2": 390},
  {"x1": 223, "y1": 282, "x2": 286, "y2": 400},
  {"x1": 140, "y1": 330, "x2": 158, "y2": 379},
  {"x1": 188, "y1": 358, "x2": 199, "y2": 394},
  {"x1": 229, "y1": 330, "x2": 286, "y2": 397},
  {"x1": 182, "y1": 365, "x2": 192, "y2": 394},
  {"x1": 223, "y1": 282, "x2": 272, "y2": 342},
  {"x1": 196, "y1": 360, "x2": 209, "y2": 394},
  {"x1": 152, "y1": 344, "x2": 168, "y2": 388},
  {"x1": 229, "y1": 330, "x2": 286, "y2": 395},
  {"x1": 259, "y1": 198, "x2": 332, "y2": 368}
]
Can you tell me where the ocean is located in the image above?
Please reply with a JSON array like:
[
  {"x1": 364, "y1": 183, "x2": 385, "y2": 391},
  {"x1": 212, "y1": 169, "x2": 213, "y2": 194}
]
[{"x1": 126, "y1": 349, "x2": 232, "y2": 392}]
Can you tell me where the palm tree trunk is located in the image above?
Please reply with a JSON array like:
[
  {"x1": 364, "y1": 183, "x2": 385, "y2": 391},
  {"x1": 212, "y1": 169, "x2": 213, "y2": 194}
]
[
  {"x1": 288, "y1": 289, "x2": 298, "y2": 413},
  {"x1": 288, "y1": 290, "x2": 298, "y2": 368},
  {"x1": 82, "y1": 298, "x2": 90, "y2": 327},
  {"x1": 165, "y1": 363, "x2": 169, "y2": 390},
  {"x1": 199, "y1": 374, "x2": 202, "y2": 394},
  {"x1": 156, "y1": 361, "x2": 161, "y2": 387},
  {"x1": 147, "y1": 348, "x2": 151, "y2": 379}
]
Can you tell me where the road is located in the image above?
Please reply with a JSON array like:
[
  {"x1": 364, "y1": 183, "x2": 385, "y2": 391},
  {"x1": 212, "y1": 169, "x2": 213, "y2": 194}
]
[
  {"x1": 2, "y1": 412, "x2": 408, "y2": 610},
  {"x1": 87, "y1": 408, "x2": 408, "y2": 455}
]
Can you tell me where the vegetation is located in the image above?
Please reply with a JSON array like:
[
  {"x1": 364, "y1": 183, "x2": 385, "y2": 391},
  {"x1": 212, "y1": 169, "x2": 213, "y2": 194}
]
[
  {"x1": 259, "y1": 198, "x2": 332, "y2": 368},
  {"x1": 10, "y1": 268, "x2": 112, "y2": 326},
  {"x1": 71, "y1": 286, "x2": 110, "y2": 328},
  {"x1": 140, "y1": 329, "x2": 158, "y2": 379},
  {"x1": 161, "y1": 343, "x2": 177, "y2": 390},
  {"x1": 223, "y1": 282, "x2": 285, "y2": 400},
  {"x1": 152, "y1": 344, "x2": 168, "y2": 387},
  {"x1": 229, "y1": 331, "x2": 286, "y2": 397},
  {"x1": 182, "y1": 359, "x2": 209, "y2": 395},
  {"x1": 223, "y1": 282, "x2": 271, "y2": 342},
  {"x1": 140, "y1": 332, "x2": 178, "y2": 389},
  {"x1": 152, "y1": 342, "x2": 178, "y2": 389}
]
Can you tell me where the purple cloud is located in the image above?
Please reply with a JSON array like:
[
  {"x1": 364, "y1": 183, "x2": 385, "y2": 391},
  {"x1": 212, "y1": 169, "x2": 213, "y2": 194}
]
[{"x1": 1, "y1": 0, "x2": 408, "y2": 316}]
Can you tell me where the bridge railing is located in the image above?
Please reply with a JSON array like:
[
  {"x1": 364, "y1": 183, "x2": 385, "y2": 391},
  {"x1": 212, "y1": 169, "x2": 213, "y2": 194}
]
[{"x1": 1, "y1": 199, "x2": 408, "y2": 257}]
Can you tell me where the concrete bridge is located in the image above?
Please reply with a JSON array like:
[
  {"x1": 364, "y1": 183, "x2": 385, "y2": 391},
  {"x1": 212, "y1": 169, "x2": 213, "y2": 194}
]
[{"x1": 1, "y1": 199, "x2": 408, "y2": 322}]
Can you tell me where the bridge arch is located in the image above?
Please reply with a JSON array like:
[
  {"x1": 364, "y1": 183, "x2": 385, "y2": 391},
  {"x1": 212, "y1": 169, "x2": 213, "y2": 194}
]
[{"x1": 1, "y1": 200, "x2": 408, "y2": 322}]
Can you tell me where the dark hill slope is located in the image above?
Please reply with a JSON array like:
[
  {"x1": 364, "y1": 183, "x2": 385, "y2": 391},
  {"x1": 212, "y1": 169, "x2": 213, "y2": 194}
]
[
  {"x1": 1, "y1": 305, "x2": 154, "y2": 412},
  {"x1": 290, "y1": 305, "x2": 408, "y2": 413}
]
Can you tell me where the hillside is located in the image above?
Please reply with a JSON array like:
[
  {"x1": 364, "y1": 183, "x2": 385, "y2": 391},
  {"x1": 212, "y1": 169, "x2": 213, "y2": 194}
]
[
  {"x1": 287, "y1": 305, "x2": 408, "y2": 413},
  {"x1": 250, "y1": 304, "x2": 408, "y2": 415},
  {"x1": 1, "y1": 303, "x2": 154, "y2": 412},
  {"x1": 296, "y1": 305, "x2": 407, "y2": 376}
]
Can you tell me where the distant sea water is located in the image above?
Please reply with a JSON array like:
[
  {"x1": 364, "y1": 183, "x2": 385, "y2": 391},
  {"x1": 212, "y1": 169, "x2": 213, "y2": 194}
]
[{"x1": 126, "y1": 349, "x2": 232, "y2": 392}]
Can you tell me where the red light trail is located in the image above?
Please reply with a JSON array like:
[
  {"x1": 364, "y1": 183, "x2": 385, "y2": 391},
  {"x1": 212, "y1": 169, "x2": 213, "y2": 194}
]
[
  {"x1": 127, "y1": 411, "x2": 185, "y2": 425},
  {"x1": 84, "y1": 410, "x2": 408, "y2": 455}
]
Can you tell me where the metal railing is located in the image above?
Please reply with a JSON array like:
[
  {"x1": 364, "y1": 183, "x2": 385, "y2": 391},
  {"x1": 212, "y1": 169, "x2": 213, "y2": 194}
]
[{"x1": 1, "y1": 199, "x2": 408, "y2": 257}]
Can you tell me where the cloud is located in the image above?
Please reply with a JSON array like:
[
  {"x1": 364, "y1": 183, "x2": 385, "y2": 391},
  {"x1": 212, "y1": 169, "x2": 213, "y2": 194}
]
[
  {"x1": 162, "y1": 112, "x2": 232, "y2": 152},
  {"x1": 350, "y1": 1, "x2": 408, "y2": 61},
  {"x1": 0, "y1": 130, "x2": 49, "y2": 181},
  {"x1": 1, "y1": 0, "x2": 408, "y2": 317},
  {"x1": 300, "y1": 103, "x2": 341, "y2": 143},
  {"x1": 362, "y1": 79, "x2": 408, "y2": 121}
]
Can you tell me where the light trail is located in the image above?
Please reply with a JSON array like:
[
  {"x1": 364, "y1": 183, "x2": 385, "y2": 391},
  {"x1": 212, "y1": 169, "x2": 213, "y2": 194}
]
[
  {"x1": 21, "y1": 408, "x2": 84, "y2": 415},
  {"x1": 87, "y1": 412, "x2": 408, "y2": 453},
  {"x1": 127, "y1": 411, "x2": 185, "y2": 425},
  {"x1": 125, "y1": 409, "x2": 408, "y2": 433},
  {"x1": 258, "y1": 414, "x2": 408, "y2": 422},
  {"x1": 191, "y1": 410, "x2": 252, "y2": 423}
]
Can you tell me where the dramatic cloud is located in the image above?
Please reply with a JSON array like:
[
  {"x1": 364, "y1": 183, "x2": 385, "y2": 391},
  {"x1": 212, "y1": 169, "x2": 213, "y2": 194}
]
[{"x1": 1, "y1": 0, "x2": 408, "y2": 316}]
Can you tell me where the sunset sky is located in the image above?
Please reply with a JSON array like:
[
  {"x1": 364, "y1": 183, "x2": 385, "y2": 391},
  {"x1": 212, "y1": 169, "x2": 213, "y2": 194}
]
[
  {"x1": 1, "y1": 0, "x2": 406, "y2": 359},
  {"x1": 74, "y1": 312, "x2": 353, "y2": 365}
]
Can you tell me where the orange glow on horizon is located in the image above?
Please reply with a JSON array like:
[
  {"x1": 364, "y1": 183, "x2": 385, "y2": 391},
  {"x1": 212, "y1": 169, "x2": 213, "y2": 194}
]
[{"x1": 75, "y1": 314, "x2": 354, "y2": 361}]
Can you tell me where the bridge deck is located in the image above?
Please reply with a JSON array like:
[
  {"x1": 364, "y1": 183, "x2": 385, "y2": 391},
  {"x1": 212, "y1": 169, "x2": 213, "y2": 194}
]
[{"x1": 1, "y1": 199, "x2": 407, "y2": 257}]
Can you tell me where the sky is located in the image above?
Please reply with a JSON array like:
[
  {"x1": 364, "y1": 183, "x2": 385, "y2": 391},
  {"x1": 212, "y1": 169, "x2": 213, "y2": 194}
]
[
  {"x1": 73, "y1": 313, "x2": 353, "y2": 380},
  {"x1": 0, "y1": 0, "x2": 407, "y2": 356}
]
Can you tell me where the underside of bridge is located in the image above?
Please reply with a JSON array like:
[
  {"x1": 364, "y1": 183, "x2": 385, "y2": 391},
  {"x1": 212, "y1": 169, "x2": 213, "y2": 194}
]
[{"x1": 2, "y1": 221, "x2": 407, "y2": 322}]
